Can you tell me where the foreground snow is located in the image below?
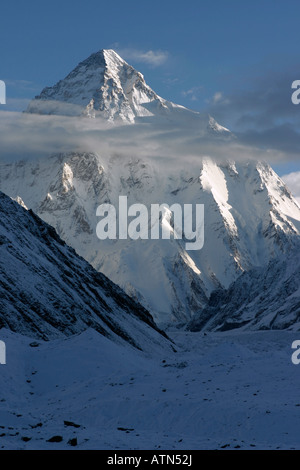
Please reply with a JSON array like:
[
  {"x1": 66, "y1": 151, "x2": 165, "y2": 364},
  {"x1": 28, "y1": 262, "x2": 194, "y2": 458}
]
[{"x1": 0, "y1": 328, "x2": 299, "y2": 450}]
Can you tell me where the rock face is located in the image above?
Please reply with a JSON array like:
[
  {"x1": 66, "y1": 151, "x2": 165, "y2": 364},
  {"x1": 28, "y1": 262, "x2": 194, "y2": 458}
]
[
  {"x1": 187, "y1": 246, "x2": 300, "y2": 332},
  {"x1": 0, "y1": 191, "x2": 172, "y2": 351}
]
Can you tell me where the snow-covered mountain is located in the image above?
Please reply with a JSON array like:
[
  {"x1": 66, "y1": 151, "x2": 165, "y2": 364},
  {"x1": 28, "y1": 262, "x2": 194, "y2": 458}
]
[
  {"x1": 1, "y1": 153, "x2": 300, "y2": 325},
  {"x1": 0, "y1": 191, "x2": 172, "y2": 351},
  {"x1": 26, "y1": 49, "x2": 174, "y2": 123},
  {"x1": 2, "y1": 48, "x2": 300, "y2": 325},
  {"x1": 25, "y1": 48, "x2": 231, "y2": 131},
  {"x1": 188, "y1": 246, "x2": 300, "y2": 332}
]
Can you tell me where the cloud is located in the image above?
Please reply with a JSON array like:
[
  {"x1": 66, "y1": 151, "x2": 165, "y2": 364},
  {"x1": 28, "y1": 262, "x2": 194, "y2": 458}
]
[
  {"x1": 206, "y1": 65, "x2": 300, "y2": 156},
  {"x1": 4, "y1": 97, "x2": 32, "y2": 112},
  {"x1": 1, "y1": 79, "x2": 42, "y2": 111},
  {"x1": 281, "y1": 171, "x2": 300, "y2": 205},
  {"x1": 0, "y1": 107, "x2": 292, "y2": 171},
  {"x1": 115, "y1": 48, "x2": 169, "y2": 67},
  {"x1": 211, "y1": 91, "x2": 225, "y2": 104},
  {"x1": 182, "y1": 86, "x2": 204, "y2": 102}
]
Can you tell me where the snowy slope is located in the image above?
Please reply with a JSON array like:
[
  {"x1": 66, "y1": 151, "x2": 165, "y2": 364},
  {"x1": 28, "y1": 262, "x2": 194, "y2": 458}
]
[
  {"x1": 1, "y1": 154, "x2": 300, "y2": 324},
  {"x1": 0, "y1": 327, "x2": 300, "y2": 449},
  {"x1": 0, "y1": 191, "x2": 172, "y2": 352},
  {"x1": 188, "y1": 246, "x2": 300, "y2": 332}
]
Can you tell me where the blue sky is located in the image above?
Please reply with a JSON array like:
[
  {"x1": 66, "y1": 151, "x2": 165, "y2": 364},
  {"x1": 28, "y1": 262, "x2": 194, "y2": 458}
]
[{"x1": 1, "y1": 0, "x2": 300, "y2": 178}]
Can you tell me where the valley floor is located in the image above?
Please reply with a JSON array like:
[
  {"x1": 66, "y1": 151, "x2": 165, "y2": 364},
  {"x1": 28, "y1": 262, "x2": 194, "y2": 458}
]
[{"x1": 0, "y1": 327, "x2": 299, "y2": 450}]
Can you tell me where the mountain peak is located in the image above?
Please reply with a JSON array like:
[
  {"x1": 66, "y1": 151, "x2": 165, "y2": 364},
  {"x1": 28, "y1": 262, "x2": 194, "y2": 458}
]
[
  {"x1": 26, "y1": 48, "x2": 164, "y2": 122},
  {"x1": 25, "y1": 48, "x2": 231, "y2": 130},
  {"x1": 102, "y1": 48, "x2": 127, "y2": 64},
  {"x1": 78, "y1": 48, "x2": 127, "y2": 70}
]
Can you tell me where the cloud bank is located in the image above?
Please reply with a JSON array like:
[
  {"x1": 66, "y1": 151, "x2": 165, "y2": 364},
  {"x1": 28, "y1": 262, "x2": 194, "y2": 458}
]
[
  {"x1": 206, "y1": 66, "x2": 300, "y2": 157},
  {"x1": 0, "y1": 108, "x2": 294, "y2": 167},
  {"x1": 0, "y1": 103, "x2": 299, "y2": 202}
]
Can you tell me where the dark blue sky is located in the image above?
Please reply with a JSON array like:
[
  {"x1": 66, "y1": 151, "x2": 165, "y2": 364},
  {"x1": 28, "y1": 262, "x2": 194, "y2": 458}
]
[{"x1": 1, "y1": 0, "x2": 300, "y2": 176}]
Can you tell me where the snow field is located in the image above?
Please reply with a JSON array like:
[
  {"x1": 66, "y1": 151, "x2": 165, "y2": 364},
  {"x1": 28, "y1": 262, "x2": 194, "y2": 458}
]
[{"x1": 0, "y1": 328, "x2": 299, "y2": 450}]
